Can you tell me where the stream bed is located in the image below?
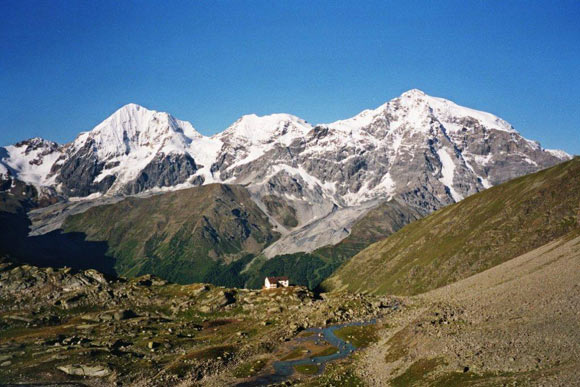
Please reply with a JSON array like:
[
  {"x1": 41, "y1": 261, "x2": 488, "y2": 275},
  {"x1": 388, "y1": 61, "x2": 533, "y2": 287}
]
[{"x1": 236, "y1": 319, "x2": 375, "y2": 386}]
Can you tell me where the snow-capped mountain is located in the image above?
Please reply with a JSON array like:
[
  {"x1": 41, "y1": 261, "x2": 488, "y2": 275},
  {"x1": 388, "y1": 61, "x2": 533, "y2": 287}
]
[
  {"x1": 50, "y1": 103, "x2": 207, "y2": 197},
  {"x1": 0, "y1": 138, "x2": 62, "y2": 185},
  {"x1": 0, "y1": 90, "x2": 571, "y2": 253}
]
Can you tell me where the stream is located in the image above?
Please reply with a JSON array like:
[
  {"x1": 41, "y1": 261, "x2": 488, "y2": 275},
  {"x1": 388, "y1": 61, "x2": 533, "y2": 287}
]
[{"x1": 235, "y1": 319, "x2": 375, "y2": 386}]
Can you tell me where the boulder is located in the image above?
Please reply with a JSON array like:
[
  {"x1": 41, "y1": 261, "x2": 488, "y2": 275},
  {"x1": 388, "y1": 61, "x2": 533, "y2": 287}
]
[
  {"x1": 57, "y1": 364, "x2": 111, "y2": 377},
  {"x1": 113, "y1": 309, "x2": 137, "y2": 320}
]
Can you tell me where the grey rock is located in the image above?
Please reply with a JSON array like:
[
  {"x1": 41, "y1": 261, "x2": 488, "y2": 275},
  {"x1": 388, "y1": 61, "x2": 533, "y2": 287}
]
[{"x1": 57, "y1": 364, "x2": 111, "y2": 377}]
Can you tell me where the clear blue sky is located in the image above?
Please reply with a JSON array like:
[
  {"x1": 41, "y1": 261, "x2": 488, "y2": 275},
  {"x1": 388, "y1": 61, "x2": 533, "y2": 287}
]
[{"x1": 1, "y1": 1, "x2": 579, "y2": 154}]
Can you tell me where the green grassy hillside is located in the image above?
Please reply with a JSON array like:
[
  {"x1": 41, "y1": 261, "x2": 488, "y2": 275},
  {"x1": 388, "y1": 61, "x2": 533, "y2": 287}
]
[
  {"x1": 63, "y1": 184, "x2": 279, "y2": 284},
  {"x1": 322, "y1": 157, "x2": 580, "y2": 295}
]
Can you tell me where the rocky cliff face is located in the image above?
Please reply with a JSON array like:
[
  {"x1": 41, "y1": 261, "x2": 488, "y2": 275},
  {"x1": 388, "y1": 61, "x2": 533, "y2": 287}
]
[{"x1": 0, "y1": 90, "x2": 571, "y2": 255}]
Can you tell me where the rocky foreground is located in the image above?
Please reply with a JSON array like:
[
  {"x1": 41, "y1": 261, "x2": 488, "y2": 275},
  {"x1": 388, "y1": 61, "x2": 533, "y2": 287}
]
[{"x1": 0, "y1": 262, "x2": 399, "y2": 386}]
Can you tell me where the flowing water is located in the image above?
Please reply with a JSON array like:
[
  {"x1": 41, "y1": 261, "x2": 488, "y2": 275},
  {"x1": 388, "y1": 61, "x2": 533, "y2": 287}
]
[{"x1": 236, "y1": 320, "x2": 375, "y2": 386}]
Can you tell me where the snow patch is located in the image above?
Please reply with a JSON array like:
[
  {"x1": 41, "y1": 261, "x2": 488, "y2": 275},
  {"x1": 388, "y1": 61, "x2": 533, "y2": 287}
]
[
  {"x1": 437, "y1": 148, "x2": 464, "y2": 202},
  {"x1": 545, "y1": 148, "x2": 572, "y2": 159}
]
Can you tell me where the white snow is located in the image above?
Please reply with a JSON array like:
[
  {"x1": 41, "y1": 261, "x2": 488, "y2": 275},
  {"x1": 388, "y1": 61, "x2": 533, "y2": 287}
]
[
  {"x1": 326, "y1": 106, "x2": 385, "y2": 133},
  {"x1": 188, "y1": 136, "x2": 223, "y2": 183},
  {"x1": 437, "y1": 148, "x2": 464, "y2": 202},
  {"x1": 218, "y1": 113, "x2": 312, "y2": 170},
  {"x1": 545, "y1": 148, "x2": 572, "y2": 159},
  {"x1": 220, "y1": 113, "x2": 311, "y2": 145},
  {"x1": 425, "y1": 93, "x2": 517, "y2": 134},
  {"x1": 83, "y1": 103, "x2": 197, "y2": 160},
  {"x1": 377, "y1": 172, "x2": 396, "y2": 196},
  {"x1": 2, "y1": 140, "x2": 61, "y2": 186}
]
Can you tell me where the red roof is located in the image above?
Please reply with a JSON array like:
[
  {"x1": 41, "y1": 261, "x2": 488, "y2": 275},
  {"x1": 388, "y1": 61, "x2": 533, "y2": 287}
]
[{"x1": 266, "y1": 276, "x2": 288, "y2": 282}]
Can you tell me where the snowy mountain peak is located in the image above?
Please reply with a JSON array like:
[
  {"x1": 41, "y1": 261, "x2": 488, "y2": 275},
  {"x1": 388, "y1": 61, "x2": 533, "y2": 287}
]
[
  {"x1": 220, "y1": 113, "x2": 312, "y2": 145},
  {"x1": 326, "y1": 90, "x2": 521, "y2": 138},
  {"x1": 70, "y1": 103, "x2": 201, "y2": 159},
  {"x1": 400, "y1": 88, "x2": 427, "y2": 98},
  {"x1": 392, "y1": 91, "x2": 517, "y2": 134}
]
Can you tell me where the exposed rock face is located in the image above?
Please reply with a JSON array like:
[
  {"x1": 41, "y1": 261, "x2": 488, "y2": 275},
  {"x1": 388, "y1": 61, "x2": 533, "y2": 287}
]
[
  {"x1": 124, "y1": 153, "x2": 198, "y2": 194},
  {"x1": 55, "y1": 138, "x2": 117, "y2": 197}
]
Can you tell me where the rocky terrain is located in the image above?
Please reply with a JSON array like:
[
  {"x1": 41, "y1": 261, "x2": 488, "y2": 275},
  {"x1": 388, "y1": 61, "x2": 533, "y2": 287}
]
[
  {"x1": 1, "y1": 222, "x2": 578, "y2": 385},
  {"x1": 0, "y1": 261, "x2": 400, "y2": 386}
]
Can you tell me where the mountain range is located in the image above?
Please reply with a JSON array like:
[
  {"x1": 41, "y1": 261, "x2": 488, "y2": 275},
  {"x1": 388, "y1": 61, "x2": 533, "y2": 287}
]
[{"x1": 0, "y1": 89, "x2": 571, "y2": 286}]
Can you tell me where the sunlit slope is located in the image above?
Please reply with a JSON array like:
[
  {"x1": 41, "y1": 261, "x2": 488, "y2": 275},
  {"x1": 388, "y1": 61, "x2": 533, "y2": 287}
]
[{"x1": 322, "y1": 157, "x2": 580, "y2": 295}]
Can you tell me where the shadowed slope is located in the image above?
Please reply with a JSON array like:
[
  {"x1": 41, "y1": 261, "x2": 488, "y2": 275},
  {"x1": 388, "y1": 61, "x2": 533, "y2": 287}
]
[
  {"x1": 0, "y1": 177, "x2": 116, "y2": 274},
  {"x1": 63, "y1": 184, "x2": 279, "y2": 284}
]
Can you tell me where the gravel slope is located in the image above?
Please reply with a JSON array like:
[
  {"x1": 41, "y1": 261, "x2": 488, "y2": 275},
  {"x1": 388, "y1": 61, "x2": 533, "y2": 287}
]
[{"x1": 358, "y1": 232, "x2": 580, "y2": 386}]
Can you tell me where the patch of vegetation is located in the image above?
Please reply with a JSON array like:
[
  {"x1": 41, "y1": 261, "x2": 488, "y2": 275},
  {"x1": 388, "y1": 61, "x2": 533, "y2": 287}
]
[
  {"x1": 384, "y1": 326, "x2": 412, "y2": 363},
  {"x1": 334, "y1": 324, "x2": 378, "y2": 348},
  {"x1": 391, "y1": 358, "x2": 443, "y2": 387},
  {"x1": 233, "y1": 359, "x2": 266, "y2": 378},
  {"x1": 311, "y1": 345, "x2": 339, "y2": 358},
  {"x1": 281, "y1": 347, "x2": 309, "y2": 361},
  {"x1": 63, "y1": 184, "x2": 279, "y2": 285},
  {"x1": 294, "y1": 364, "x2": 319, "y2": 375}
]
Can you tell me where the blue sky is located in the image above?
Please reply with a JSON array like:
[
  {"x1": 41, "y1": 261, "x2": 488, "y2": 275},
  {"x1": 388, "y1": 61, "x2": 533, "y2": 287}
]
[{"x1": 1, "y1": 1, "x2": 579, "y2": 154}]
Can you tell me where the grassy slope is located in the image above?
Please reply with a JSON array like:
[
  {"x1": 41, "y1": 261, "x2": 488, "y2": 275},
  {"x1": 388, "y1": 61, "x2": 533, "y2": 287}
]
[
  {"x1": 63, "y1": 184, "x2": 279, "y2": 284},
  {"x1": 244, "y1": 199, "x2": 425, "y2": 289},
  {"x1": 323, "y1": 157, "x2": 580, "y2": 295}
]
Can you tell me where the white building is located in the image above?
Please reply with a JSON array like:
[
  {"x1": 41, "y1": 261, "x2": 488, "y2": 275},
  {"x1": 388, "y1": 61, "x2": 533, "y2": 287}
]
[{"x1": 264, "y1": 276, "x2": 290, "y2": 289}]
